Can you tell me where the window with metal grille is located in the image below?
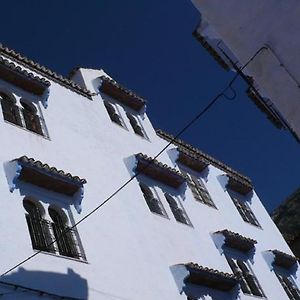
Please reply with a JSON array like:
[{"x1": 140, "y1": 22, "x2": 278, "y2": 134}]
[
  {"x1": 24, "y1": 199, "x2": 86, "y2": 261},
  {"x1": 0, "y1": 92, "x2": 22, "y2": 127},
  {"x1": 165, "y1": 193, "x2": 191, "y2": 225},
  {"x1": 103, "y1": 100, "x2": 125, "y2": 128},
  {"x1": 126, "y1": 112, "x2": 145, "y2": 138},
  {"x1": 226, "y1": 256, "x2": 265, "y2": 297},
  {"x1": 139, "y1": 182, "x2": 167, "y2": 216},
  {"x1": 23, "y1": 199, "x2": 55, "y2": 253},
  {"x1": 20, "y1": 100, "x2": 44, "y2": 135},
  {"x1": 180, "y1": 168, "x2": 216, "y2": 208},
  {"x1": 227, "y1": 189, "x2": 260, "y2": 227},
  {"x1": 49, "y1": 207, "x2": 81, "y2": 259},
  {"x1": 275, "y1": 272, "x2": 300, "y2": 300}
]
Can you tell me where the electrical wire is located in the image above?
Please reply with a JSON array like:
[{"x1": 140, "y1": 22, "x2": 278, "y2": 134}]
[{"x1": 0, "y1": 46, "x2": 267, "y2": 281}]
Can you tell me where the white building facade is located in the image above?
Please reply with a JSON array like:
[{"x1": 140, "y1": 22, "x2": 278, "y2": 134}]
[
  {"x1": 0, "y1": 45, "x2": 298, "y2": 300},
  {"x1": 191, "y1": 0, "x2": 300, "y2": 142}
]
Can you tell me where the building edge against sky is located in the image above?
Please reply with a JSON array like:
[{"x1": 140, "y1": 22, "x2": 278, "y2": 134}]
[
  {"x1": 191, "y1": 0, "x2": 300, "y2": 142},
  {"x1": 0, "y1": 43, "x2": 298, "y2": 299}
]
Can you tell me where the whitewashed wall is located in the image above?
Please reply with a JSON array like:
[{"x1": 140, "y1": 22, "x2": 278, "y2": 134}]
[
  {"x1": 0, "y1": 60, "x2": 297, "y2": 299},
  {"x1": 191, "y1": 0, "x2": 300, "y2": 139}
]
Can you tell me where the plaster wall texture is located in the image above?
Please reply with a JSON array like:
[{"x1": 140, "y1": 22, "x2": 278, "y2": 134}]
[
  {"x1": 191, "y1": 0, "x2": 300, "y2": 138},
  {"x1": 0, "y1": 58, "x2": 297, "y2": 299}
]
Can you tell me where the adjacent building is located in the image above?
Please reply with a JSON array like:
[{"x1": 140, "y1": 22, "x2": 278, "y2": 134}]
[
  {"x1": 0, "y1": 44, "x2": 299, "y2": 299},
  {"x1": 191, "y1": 0, "x2": 300, "y2": 142}
]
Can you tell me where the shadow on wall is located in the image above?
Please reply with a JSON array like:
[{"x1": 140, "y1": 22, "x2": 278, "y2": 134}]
[{"x1": 0, "y1": 267, "x2": 88, "y2": 299}]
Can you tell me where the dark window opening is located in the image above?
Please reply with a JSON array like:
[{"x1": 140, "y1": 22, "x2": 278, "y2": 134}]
[
  {"x1": 139, "y1": 182, "x2": 165, "y2": 216},
  {"x1": 0, "y1": 92, "x2": 22, "y2": 127},
  {"x1": 226, "y1": 256, "x2": 265, "y2": 297},
  {"x1": 180, "y1": 168, "x2": 216, "y2": 208},
  {"x1": 127, "y1": 112, "x2": 145, "y2": 138},
  {"x1": 276, "y1": 272, "x2": 300, "y2": 300},
  {"x1": 104, "y1": 101, "x2": 124, "y2": 127},
  {"x1": 228, "y1": 190, "x2": 260, "y2": 227},
  {"x1": 20, "y1": 100, "x2": 43, "y2": 135},
  {"x1": 165, "y1": 193, "x2": 190, "y2": 225},
  {"x1": 49, "y1": 207, "x2": 80, "y2": 259},
  {"x1": 23, "y1": 199, "x2": 55, "y2": 253}
]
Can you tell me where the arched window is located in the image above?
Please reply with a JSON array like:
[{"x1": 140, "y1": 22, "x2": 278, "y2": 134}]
[
  {"x1": 20, "y1": 99, "x2": 43, "y2": 135},
  {"x1": 139, "y1": 182, "x2": 166, "y2": 216},
  {"x1": 165, "y1": 193, "x2": 190, "y2": 225},
  {"x1": 48, "y1": 207, "x2": 79, "y2": 259},
  {"x1": 23, "y1": 199, "x2": 54, "y2": 252},
  {"x1": 127, "y1": 113, "x2": 145, "y2": 137},
  {"x1": 104, "y1": 101, "x2": 124, "y2": 127},
  {"x1": 0, "y1": 92, "x2": 22, "y2": 126}
]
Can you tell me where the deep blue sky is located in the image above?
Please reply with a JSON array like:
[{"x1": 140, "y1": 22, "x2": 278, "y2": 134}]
[{"x1": 2, "y1": 1, "x2": 299, "y2": 212}]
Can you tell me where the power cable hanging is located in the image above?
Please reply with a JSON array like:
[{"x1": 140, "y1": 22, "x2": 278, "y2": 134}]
[{"x1": 0, "y1": 46, "x2": 267, "y2": 280}]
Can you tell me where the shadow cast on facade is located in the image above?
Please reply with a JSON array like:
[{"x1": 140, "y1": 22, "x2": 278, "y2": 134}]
[{"x1": 0, "y1": 267, "x2": 88, "y2": 299}]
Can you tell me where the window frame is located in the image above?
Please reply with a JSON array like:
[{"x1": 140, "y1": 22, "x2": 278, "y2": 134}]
[
  {"x1": 179, "y1": 165, "x2": 216, "y2": 208},
  {"x1": 0, "y1": 90, "x2": 48, "y2": 138},
  {"x1": 227, "y1": 188, "x2": 261, "y2": 228},
  {"x1": 225, "y1": 251, "x2": 265, "y2": 298}
]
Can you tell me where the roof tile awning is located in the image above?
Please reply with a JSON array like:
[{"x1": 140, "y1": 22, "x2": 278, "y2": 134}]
[
  {"x1": 99, "y1": 75, "x2": 146, "y2": 112},
  {"x1": 226, "y1": 174, "x2": 253, "y2": 195},
  {"x1": 0, "y1": 56, "x2": 50, "y2": 96},
  {"x1": 215, "y1": 229, "x2": 257, "y2": 252},
  {"x1": 177, "y1": 148, "x2": 209, "y2": 172},
  {"x1": 271, "y1": 250, "x2": 298, "y2": 269},
  {"x1": 185, "y1": 263, "x2": 238, "y2": 292},
  {"x1": 9, "y1": 156, "x2": 87, "y2": 213},
  {"x1": 135, "y1": 153, "x2": 185, "y2": 188}
]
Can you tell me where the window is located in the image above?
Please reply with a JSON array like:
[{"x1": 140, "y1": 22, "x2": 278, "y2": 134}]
[
  {"x1": 227, "y1": 189, "x2": 260, "y2": 227},
  {"x1": 0, "y1": 91, "x2": 46, "y2": 137},
  {"x1": 180, "y1": 168, "x2": 215, "y2": 208},
  {"x1": 20, "y1": 99, "x2": 43, "y2": 135},
  {"x1": 126, "y1": 112, "x2": 146, "y2": 138},
  {"x1": 49, "y1": 207, "x2": 80, "y2": 259},
  {"x1": 226, "y1": 256, "x2": 265, "y2": 297},
  {"x1": 23, "y1": 199, "x2": 55, "y2": 253},
  {"x1": 275, "y1": 272, "x2": 300, "y2": 300},
  {"x1": 165, "y1": 193, "x2": 191, "y2": 225},
  {"x1": 23, "y1": 198, "x2": 85, "y2": 260},
  {"x1": 103, "y1": 100, "x2": 125, "y2": 127},
  {"x1": 0, "y1": 92, "x2": 22, "y2": 126},
  {"x1": 139, "y1": 182, "x2": 167, "y2": 216}
]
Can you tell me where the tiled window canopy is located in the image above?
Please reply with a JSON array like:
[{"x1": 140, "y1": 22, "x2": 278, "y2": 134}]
[
  {"x1": 99, "y1": 75, "x2": 146, "y2": 112},
  {"x1": 0, "y1": 56, "x2": 50, "y2": 97},
  {"x1": 135, "y1": 153, "x2": 185, "y2": 188},
  {"x1": 185, "y1": 262, "x2": 238, "y2": 291},
  {"x1": 271, "y1": 249, "x2": 298, "y2": 269},
  {"x1": 215, "y1": 229, "x2": 257, "y2": 252},
  {"x1": 156, "y1": 130, "x2": 253, "y2": 192},
  {"x1": 176, "y1": 148, "x2": 209, "y2": 172},
  {"x1": 226, "y1": 174, "x2": 253, "y2": 195},
  {"x1": 7, "y1": 156, "x2": 87, "y2": 213}
]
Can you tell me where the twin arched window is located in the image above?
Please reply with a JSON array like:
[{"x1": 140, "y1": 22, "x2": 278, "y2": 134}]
[
  {"x1": 0, "y1": 92, "x2": 44, "y2": 136},
  {"x1": 24, "y1": 199, "x2": 82, "y2": 259}
]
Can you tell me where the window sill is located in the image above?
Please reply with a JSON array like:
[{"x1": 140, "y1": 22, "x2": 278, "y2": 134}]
[
  {"x1": 150, "y1": 210, "x2": 169, "y2": 220},
  {"x1": 36, "y1": 249, "x2": 88, "y2": 264},
  {"x1": 4, "y1": 120, "x2": 50, "y2": 140}
]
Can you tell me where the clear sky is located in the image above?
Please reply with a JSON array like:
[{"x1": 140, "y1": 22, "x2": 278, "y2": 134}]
[{"x1": 2, "y1": 0, "x2": 299, "y2": 212}]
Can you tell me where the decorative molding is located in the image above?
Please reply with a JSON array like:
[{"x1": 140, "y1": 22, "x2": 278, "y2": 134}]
[
  {"x1": 0, "y1": 44, "x2": 93, "y2": 99},
  {"x1": 271, "y1": 250, "x2": 298, "y2": 269},
  {"x1": 99, "y1": 75, "x2": 146, "y2": 112},
  {"x1": 135, "y1": 153, "x2": 185, "y2": 188},
  {"x1": 156, "y1": 129, "x2": 252, "y2": 189},
  {"x1": 215, "y1": 229, "x2": 257, "y2": 252},
  {"x1": 185, "y1": 262, "x2": 238, "y2": 291}
]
